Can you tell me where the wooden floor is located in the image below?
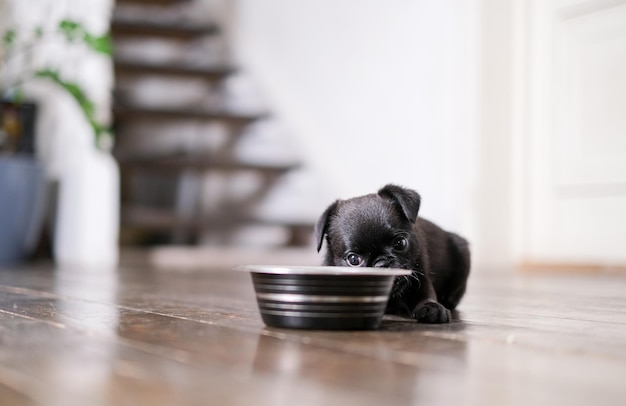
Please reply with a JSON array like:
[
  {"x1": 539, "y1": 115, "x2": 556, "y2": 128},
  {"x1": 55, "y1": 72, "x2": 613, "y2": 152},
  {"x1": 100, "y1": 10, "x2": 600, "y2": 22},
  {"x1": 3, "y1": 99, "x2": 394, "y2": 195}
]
[{"x1": 1, "y1": 259, "x2": 626, "y2": 405}]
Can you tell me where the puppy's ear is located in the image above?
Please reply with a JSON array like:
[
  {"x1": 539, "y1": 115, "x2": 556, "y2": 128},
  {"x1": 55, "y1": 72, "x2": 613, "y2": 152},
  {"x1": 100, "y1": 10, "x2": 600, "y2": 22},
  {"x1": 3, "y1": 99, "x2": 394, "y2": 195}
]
[
  {"x1": 315, "y1": 200, "x2": 338, "y2": 252},
  {"x1": 378, "y1": 184, "x2": 421, "y2": 223}
]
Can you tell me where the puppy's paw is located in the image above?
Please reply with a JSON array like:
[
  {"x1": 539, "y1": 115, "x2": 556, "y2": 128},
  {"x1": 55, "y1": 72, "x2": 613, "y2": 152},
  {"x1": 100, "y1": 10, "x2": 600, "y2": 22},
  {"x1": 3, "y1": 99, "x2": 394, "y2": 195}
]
[{"x1": 414, "y1": 301, "x2": 451, "y2": 324}]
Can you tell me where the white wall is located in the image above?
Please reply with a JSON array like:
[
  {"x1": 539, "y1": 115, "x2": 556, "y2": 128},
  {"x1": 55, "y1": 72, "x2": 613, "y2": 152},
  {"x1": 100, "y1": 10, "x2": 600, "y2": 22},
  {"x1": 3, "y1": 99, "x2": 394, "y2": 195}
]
[
  {"x1": 473, "y1": 0, "x2": 519, "y2": 266},
  {"x1": 232, "y1": 0, "x2": 479, "y2": 245}
]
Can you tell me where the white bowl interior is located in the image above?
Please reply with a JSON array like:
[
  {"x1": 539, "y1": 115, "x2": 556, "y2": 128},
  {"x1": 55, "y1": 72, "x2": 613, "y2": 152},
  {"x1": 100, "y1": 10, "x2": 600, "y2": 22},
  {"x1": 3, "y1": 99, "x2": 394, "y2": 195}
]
[{"x1": 234, "y1": 265, "x2": 412, "y2": 276}]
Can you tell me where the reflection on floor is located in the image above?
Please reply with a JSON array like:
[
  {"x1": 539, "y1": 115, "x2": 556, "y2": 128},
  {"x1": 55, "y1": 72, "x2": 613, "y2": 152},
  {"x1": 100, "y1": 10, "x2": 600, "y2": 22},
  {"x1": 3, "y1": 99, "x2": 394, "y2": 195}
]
[{"x1": 0, "y1": 252, "x2": 625, "y2": 405}]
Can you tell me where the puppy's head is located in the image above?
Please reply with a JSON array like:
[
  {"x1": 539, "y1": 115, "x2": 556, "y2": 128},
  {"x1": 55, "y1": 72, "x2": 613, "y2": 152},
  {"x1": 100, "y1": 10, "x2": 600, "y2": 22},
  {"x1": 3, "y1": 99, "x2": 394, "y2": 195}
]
[{"x1": 316, "y1": 184, "x2": 421, "y2": 270}]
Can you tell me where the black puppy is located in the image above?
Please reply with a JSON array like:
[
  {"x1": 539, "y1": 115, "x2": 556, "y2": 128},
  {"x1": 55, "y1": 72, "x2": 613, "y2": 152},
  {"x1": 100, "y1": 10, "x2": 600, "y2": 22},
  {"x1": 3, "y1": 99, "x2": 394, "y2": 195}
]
[{"x1": 315, "y1": 184, "x2": 470, "y2": 323}]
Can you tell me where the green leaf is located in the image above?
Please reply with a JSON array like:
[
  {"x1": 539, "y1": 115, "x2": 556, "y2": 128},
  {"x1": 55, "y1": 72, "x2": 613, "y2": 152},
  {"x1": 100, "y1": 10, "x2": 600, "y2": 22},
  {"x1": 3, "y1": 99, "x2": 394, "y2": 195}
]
[
  {"x1": 3, "y1": 29, "x2": 16, "y2": 47},
  {"x1": 12, "y1": 87, "x2": 25, "y2": 104},
  {"x1": 58, "y1": 19, "x2": 113, "y2": 55},
  {"x1": 35, "y1": 68, "x2": 110, "y2": 148},
  {"x1": 83, "y1": 32, "x2": 113, "y2": 55},
  {"x1": 59, "y1": 19, "x2": 81, "y2": 41}
]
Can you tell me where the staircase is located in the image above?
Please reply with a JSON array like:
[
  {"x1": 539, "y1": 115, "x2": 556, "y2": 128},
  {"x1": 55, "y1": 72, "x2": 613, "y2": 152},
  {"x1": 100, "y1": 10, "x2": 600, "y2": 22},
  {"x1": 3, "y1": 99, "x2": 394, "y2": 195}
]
[{"x1": 112, "y1": 0, "x2": 314, "y2": 247}]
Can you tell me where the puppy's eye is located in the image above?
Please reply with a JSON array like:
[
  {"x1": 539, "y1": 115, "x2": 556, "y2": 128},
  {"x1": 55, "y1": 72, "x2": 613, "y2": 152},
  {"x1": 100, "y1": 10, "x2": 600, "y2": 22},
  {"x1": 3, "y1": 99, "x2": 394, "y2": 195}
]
[
  {"x1": 346, "y1": 253, "x2": 364, "y2": 267},
  {"x1": 392, "y1": 237, "x2": 408, "y2": 252}
]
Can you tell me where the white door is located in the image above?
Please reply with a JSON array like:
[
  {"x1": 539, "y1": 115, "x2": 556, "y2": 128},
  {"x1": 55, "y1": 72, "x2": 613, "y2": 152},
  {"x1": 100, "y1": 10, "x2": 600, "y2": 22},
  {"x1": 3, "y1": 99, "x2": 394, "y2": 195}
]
[{"x1": 524, "y1": 0, "x2": 626, "y2": 264}]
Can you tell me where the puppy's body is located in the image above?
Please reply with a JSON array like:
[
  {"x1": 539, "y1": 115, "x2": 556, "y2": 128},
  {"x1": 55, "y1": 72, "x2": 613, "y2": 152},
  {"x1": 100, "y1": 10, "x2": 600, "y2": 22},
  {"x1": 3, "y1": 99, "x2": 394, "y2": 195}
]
[{"x1": 316, "y1": 184, "x2": 470, "y2": 323}]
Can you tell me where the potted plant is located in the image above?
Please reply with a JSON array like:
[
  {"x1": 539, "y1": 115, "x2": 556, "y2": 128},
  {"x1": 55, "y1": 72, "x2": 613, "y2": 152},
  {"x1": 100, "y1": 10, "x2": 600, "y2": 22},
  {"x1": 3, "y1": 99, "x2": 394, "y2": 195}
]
[
  {"x1": 1, "y1": 17, "x2": 118, "y2": 267},
  {"x1": 1, "y1": 19, "x2": 113, "y2": 148}
]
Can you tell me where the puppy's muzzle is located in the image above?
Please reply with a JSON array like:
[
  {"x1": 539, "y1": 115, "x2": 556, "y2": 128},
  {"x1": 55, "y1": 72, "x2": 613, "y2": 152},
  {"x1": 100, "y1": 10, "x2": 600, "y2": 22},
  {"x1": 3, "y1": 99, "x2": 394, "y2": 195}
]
[
  {"x1": 370, "y1": 255, "x2": 410, "y2": 270},
  {"x1": 373, "y1": 259, "x2": 391, "y2": 268}
]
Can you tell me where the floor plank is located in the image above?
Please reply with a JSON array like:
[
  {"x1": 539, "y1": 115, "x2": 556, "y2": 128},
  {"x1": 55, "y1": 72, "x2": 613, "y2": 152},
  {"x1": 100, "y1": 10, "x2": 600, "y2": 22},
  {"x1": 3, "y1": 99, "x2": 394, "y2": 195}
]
[{"x1": 0, "y1": 264, "x2": 625, "y2": 405}]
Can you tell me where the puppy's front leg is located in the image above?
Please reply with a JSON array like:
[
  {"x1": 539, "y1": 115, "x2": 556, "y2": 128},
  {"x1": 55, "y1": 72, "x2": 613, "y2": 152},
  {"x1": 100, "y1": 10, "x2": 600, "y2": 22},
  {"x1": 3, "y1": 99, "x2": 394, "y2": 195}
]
[
  {"x1": 413, "y1": 274, "x2": 451, "y2": 323},
  {"x1": 389, "y1": 273, "x2": 451, "y2": 323}
]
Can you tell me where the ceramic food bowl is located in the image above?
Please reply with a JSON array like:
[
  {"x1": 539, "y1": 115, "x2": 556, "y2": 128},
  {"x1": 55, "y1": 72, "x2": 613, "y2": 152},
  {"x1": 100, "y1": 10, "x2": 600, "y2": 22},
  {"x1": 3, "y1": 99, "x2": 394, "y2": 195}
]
[{"x1": 235, "y1": 265, "x2": 412, "y2": 330}]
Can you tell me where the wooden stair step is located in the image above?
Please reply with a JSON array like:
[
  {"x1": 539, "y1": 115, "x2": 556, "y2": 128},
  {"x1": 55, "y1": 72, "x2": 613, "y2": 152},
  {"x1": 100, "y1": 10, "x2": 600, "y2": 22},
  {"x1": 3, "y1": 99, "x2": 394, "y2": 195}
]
[
  {"x1": 122, "y1": 205, "x2": 315, "y2": 245},
  {"x1": 111, "y1": 18, "x2": 218, "y2": 39},
  {"x1": 118, "y1": 153, "x2": 299, "y2": 174},
  {"x1": 113, "y1": 104, "x2": 267, "y2": 125},
  {"x1": 116, "y1": 0, "x2": 191, "y2": 5},
  {"x1": 114, "y1": 59, "x2": 236, "y2": 80},
  {"x1": 123, "y1": 206, "x2": 314, "y2": 230}
]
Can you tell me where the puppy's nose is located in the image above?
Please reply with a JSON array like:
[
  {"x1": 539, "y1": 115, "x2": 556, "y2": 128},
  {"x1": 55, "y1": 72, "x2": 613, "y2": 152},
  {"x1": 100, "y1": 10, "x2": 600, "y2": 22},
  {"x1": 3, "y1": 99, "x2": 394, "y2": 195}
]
[{"x1": 373, "y1": 259, "x2": 390, "y2": 268}]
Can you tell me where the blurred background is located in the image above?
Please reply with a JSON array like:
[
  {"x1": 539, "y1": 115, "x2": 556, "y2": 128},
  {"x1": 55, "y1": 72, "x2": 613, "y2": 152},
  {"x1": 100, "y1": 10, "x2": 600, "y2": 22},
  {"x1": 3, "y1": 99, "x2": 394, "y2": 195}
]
[{"x1": 1, "y1": 0, "x2": 625, "y2": 270}]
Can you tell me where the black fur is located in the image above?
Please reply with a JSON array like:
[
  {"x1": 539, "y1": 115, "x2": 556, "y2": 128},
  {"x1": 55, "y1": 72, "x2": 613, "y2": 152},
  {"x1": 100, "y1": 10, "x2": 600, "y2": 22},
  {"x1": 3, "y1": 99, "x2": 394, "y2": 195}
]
[{"x1": 315, "y1": 184, "x2": 470, "y2": 323}]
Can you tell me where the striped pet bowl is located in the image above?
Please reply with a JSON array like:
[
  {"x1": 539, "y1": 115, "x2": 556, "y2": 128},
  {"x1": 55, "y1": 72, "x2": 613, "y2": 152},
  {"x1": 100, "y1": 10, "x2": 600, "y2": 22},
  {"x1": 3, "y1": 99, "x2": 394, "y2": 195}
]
[{"x1": 235, "y1": 265, "x2": 412, "y2": 330}]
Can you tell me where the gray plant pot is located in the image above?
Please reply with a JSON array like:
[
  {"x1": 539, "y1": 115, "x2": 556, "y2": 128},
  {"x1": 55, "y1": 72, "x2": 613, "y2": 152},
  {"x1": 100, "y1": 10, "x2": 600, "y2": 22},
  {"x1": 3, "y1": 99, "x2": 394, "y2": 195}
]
[{"x1": 0, "y1": 156, "x2": 47, "y2": 265}]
